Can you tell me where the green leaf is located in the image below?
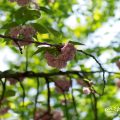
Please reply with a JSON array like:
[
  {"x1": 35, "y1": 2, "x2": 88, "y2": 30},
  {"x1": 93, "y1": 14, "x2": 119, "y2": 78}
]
[
  {"x1": 14, "y1": 7, "x2": 41, "y2": 23},
  {"x1": 69, "y1": 41, "x2": 84, "y2": 45},
  {"x1": 32, "y1": 47, "x2": 48, "y2": 56},
  {"x1": 111, "y1": 56, "x2": 120, "y2": 62},
  {"x1": 5, "y1": 90, "x2": 16, "y2": 97},
  {"x1": 1, "y1": 22, "x2": 19, "y2": 29},
  {"x1": 47, "y1": 27, "x2": 62, "y2": 37},
  {"x1": 31, "y1": 23, "x2": 48, "y2": 33},
  {"x1": 113, "y1": 47, "x2": 120, "y2": 52},
  {"x1": 40, "y1": 6, "x2": 52, "y2": 14}
]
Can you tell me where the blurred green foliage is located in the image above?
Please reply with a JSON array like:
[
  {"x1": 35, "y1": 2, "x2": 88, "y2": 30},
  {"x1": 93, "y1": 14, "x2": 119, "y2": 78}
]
[{"x1": 0, "y1": 0, "x2": 120, "y2": 120}]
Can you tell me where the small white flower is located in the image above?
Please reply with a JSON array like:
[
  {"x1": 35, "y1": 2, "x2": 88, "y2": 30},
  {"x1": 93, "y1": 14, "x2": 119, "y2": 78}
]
[{"x1": 83, "y1": 87, "x2": 91, "y2": 95}]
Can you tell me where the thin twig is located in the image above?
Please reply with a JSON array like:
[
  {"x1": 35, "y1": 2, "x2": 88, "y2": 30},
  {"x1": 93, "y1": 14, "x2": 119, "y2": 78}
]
[
  {"x1": 13, "y1": 40, "x2": 23, "y2": 54},
  {"x1": 78, "y1": 50, "x2": 106, "y2": 95},
  {"x1": 0, "y1": 34, "x2": 57, "y2": 47},
  {"x1": 34, "y1": 77, "x2": 40, "y2": 118},
  {"x1": 92, "y1": 93, "x2": 98, "y2": 120},
  {"x1": 63, "y1": 93, "x2": 69, "y2": 120},
  {"x1": 69, "y1": 76, "x2": 79, "y2": 117},
  {"x1": 0, "y1": 79, "x2": 6, "y2": 105},
  {"x1": 17, "y1": 79, "x2": 25, "y2": 107},
  {"x1": 45, "y1": 77, "x2": 51, "y2": 114},
  {"x1": 25, "y1": 46, "x2": 29, "y2": 71}
]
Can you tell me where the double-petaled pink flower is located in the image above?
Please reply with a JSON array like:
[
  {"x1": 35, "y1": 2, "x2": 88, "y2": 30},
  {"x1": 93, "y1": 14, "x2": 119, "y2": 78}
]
[
  {"x1": 9, "y1": 0, "x2": 31, "y2": 6},
  {"x1": 9, "y1": 25, "x2": 36, "y2": 46},
  {"x1": 34, "y1": 109, "x2": 63, "y2": 120},
  {"x1": 55, "y1": 79, "x2": 71, "y2": 93},
  {"x1": 45, "y1": 43, "x2": 76, "y2": 69},
  {"x1": 53, "y1": 110, "x2": 63, "y2": 120},
  {"x1": 0, "y1": 107, "x2": 10, "y2": 115}
]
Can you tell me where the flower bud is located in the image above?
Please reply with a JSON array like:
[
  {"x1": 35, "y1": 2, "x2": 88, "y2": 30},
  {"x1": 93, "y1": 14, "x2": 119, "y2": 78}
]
[{"x1": 83, "y1": 87, "x2": 91, "y2": 95}]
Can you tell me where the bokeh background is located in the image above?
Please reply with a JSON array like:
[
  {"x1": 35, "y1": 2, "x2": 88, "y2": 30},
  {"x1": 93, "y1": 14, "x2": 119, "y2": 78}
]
[{"x1": 0, "y1": 0, "x2": 120, "y2": 120}]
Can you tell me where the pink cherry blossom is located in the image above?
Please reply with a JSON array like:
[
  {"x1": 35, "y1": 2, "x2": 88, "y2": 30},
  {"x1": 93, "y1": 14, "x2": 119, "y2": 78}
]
[
  {"x1": 61, "y1": 43, "x2": 76, "y2": 61},
  {"x1": 0, "y1": 107, "x2": 10, "y2": 115},
  {"x1": 9, "y1": 0, "x2": 31, "y2": 6},
  {"x1": 19, "y1": 25, "x2": 36, "y2": 38},
  {"x1": 44, "y1": 43, "x2": 76, "y2": 69},
  {"x1": 53, "y1": 110, "x2": 63, "y2": 120},
  {"x1": 9, "y1": 26, "x2": 21, "y2": 38},
  {"x1": 9, "y1": 25, "x2": 36, "y2": 46},
  {"x1": 45, "y1": 52, "x2": 67, "y2": 69},
  {"x1": 17, "y1": 0, "x2": 30, "y2": 6},
  {"x1": 55, "y1": 79, "x2": 71, "y2": 93},
  {"x1": 34, "y1": 109, "x2": 63, "y2": 120}
]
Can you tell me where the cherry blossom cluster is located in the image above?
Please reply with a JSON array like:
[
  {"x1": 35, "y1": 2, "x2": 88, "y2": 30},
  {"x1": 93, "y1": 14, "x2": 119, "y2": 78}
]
[
  {"x1": 54, "y1": 79, "x2": 71, "y2": 93},
  {"x1": 9, "y1": 25, "x2": 36, "y2": 46},
  {"x1": 9, "y1": 0, "x2": 31, "y2": 6},
  {"x1": 45, "y1": 43, "x2": 76, "y2": 69},
  {"x1": 0, "y1": 107, "x2": 10, "y2": 115},
  {"x1": 34, "y1": 109, "x2": 63, "y2": 120}
]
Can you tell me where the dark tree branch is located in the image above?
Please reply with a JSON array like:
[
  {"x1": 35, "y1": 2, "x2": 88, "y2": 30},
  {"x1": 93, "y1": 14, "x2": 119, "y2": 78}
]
[
  {"x1": 17, "y1": 79, "x2": 25, "y2": 107},
  {"x1": 70, "y1": 80, "x2": 79, "y2": 117},
  {"x1": 0, "y1": 34, "x2": 57, "y2": 47},
  {"x1": 0, "y1": 70, "x2": 118, "y2": 80}
]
